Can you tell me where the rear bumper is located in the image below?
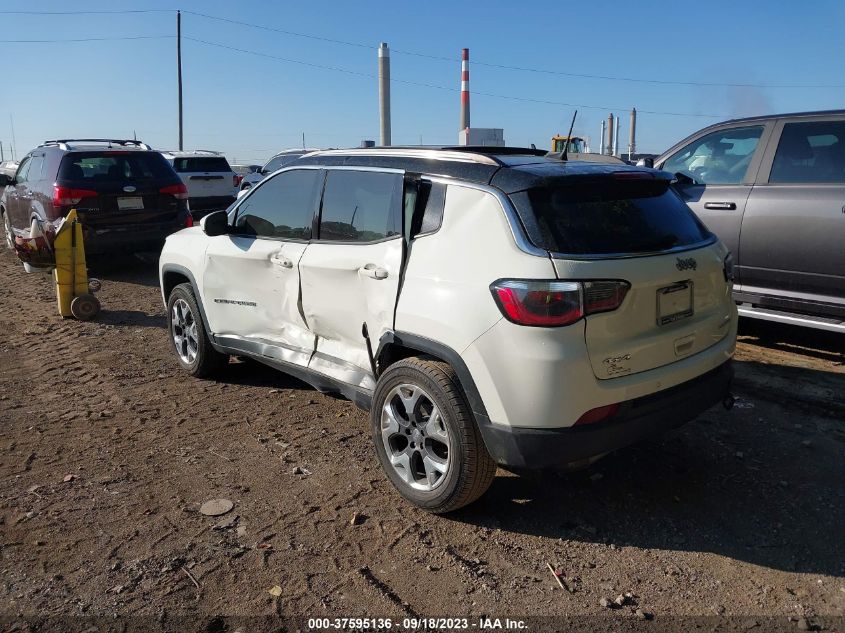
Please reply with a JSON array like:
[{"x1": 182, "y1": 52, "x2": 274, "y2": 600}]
[
  {"x1": 82, "y1": 216, "x2": 188, "y2": 254},
  {"x1": 478, "y1": 360, "x2": 733, "y2": 470},
  {"x1": 188, "y1": 196, "x2": 236, "y2": 217}
]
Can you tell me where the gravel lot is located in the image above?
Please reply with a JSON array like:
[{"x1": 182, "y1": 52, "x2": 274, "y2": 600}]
[{"x1": 0, "y1": 250, "x2": 843, "y2": 630}]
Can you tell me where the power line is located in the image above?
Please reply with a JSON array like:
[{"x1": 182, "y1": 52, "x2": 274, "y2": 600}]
[
  {"x1": 184, "y1": 37, "x2": 726, "y2": 118},
  {"x1": 0, "y1": 9, "x2": 173, "y2": 14},
  {"x1": 0, "y1": 35, "x2": 174, "y2": 43},
  {"x1": 4, "y1": 8, "x2": 842, "y2": 90},
  {"x1": 182, "y1": 10, "x2": 845, "y2": 90}
]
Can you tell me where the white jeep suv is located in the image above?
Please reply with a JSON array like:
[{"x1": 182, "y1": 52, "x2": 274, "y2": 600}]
[{"x1": 159, "y1": 147, "x2": 737, "y2": 513}]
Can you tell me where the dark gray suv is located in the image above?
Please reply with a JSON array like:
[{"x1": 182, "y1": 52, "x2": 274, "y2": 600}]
[{"x1": 653, "y1": 110, "x2": 845, "y2": 333}]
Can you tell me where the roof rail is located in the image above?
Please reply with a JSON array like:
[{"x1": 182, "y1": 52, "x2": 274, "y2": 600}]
[
  {"x1": 440, "y1": 145, "x2": 548, "y2": 157},
  {"x1": 40, "y1": 139, "x2": 151, "y2": 151},
  {"x1": 310, "y1": 147, "x2": 505, "y2": 166},
  {"x1": 160, "y1": 149, "x2": 222, "y2": 156}
]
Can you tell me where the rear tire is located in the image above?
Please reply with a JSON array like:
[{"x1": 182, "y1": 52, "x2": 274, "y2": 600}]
[
  {"x1": 2, "y1": 208, "x2": 13, "y2": 251},
  {"x1": 371, "y1": 356, "x2": 496, "y2": 513},
  {"x1": 166, "y1": 283, "x2": 228, "y2": 378}
]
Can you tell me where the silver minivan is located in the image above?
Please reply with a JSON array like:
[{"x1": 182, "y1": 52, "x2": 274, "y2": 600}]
[{"x1": 651, "y1": 110, "x2": 845, "y2": 333}]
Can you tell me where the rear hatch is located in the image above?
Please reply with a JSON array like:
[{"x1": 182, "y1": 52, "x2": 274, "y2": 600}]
[
  {"x1": 509, "y1": 173, "x2": 734, "y2": 379},
  {"x1": 56, "y1": 151, "x2": 187, "y2": 226},
  {"x1": 172, "y1": 156, "x2": 235, "y2": 198}
]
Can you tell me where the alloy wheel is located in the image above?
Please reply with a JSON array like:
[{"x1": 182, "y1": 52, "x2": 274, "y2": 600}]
[
  {"x1": 380, "y1": 383, "x2": 451, "y2": 491},
  {"x1": 171, "y1": 298, "x2": 199, "y2": 364}
]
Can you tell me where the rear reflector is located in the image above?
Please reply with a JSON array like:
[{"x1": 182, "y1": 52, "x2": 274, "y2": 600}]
[
  {"x1": 53, "y1": 185, "x2": 98, "y2": 209},
  {"x1": 574, "y1": 403, "x2": 620, "y2": 426},
  {"x1": 490, "y1": 279, "x2": 629, "y2": 327},
  {"x1": 160, "y1": 183, "x2": 189, "y2": 200}
]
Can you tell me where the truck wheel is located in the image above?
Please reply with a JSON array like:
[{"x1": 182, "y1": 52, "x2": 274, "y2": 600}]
[
  {"x1": 371, "y1": 356, "x2": 496, "y2": 513},
  {"x1": 167, "y1": 283, "x2": 228, "y2": 377}
]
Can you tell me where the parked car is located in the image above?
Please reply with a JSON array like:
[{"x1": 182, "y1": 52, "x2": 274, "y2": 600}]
[
  {"x1": 651, "y1": 110, "x2": 845, "y2": 333},
  {"x1": 160, "y1": 150, "x2": 237, "y2": 219},
  {"x1": 0, "y1": 139, "x2": 191, "y2": 255},
  {"x1": 0, "y1": 160, "x2": 19, "y2": 178},
  {"x1": 159, "y1": 147, "x2": 737, "y2": 512},
  {"x1": 239, "y1": 148, "x2": 319, "y2": 191},
  {"x1": 230, "y1": 164, "x2": 261, "y2": 189}
]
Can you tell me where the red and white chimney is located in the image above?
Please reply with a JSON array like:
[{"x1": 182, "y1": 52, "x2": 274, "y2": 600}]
[{"x1": 460, "y1": 48, "x2": 470, "y2": 133}]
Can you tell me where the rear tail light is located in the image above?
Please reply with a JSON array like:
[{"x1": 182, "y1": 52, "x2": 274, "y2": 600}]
[
  {"x1": 490, "y1": 279, "x2": 629, "y2": 327},
  {"x1": 160, "y1": 183, "x2": 189, "y2": 200},
  {"x1": 53, "y1": 185, "x2": 98, "y2": 209},
  {"x1": 233, "y1": 174, "x2": 242, "y2": 187},
  {"x1": 184, "y1": 214, "x2": 194, "y2": 228},
  {"x1": 574, "y1": 403, "x2": 620, "y2": 426}
]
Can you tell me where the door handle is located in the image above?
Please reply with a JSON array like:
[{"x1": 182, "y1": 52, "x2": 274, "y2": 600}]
[
  {"x1": 704, "y1": 202, "x2": 737, "y2": 210},
  {"x1": 359, "y1": 263, "x2": 388, "y2": 280},
  {"x1": 270, "y1": 254, "x2": 293, "y2": 268}
]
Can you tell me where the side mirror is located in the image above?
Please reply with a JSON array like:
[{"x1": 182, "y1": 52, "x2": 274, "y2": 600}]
[
  {"x1": 673, "y1": 172, "x2": 696, "y2": 186},
  {"x1": 636, "y1": 157, "x2": 654, "y2": 168},
  {"x1": 200, "y1": 210, "x2": 229, "y2": 237},
  {"x1": 0, "y1": 174, "x2": 13, "y2": 187}
]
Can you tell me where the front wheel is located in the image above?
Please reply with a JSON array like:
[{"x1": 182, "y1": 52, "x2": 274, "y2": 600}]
[
  {"x1": 371, "y1": 356, "x2": 496, "y2": 513},
  {"x1": 166, "y1": 283, "x2": 228, "y2": 377}
]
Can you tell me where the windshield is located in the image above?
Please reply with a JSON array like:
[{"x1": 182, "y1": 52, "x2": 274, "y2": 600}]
[
  {"x1": 263, "y1": 153, "x2": 304, "y2": 173},
  {"x1": 510, "y1": 178, "x2": 713, "y2": 255}
]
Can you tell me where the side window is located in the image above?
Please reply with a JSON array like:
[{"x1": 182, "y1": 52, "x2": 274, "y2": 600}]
[
  {"x1": 233, "y1": 169, "x2": 321, "y2": 239},
  {"x1": 769, "y1": 120, "x2": 845, "y2": 183},
  {"x1": 318, "y1": 170, "x2": 402, "y2": 242},
  {"x1": 15, "y1": 157, "x2": 32, "y2": 182},
  {"x1": 24, "y1": 156, "x2": 44, "y2": 182},
  {"x1": 409, "y1": 181, "x2": 446, "y2": 237},
  {"x1": 662, "y1": 126, "x2": 764, "y2": 185}
]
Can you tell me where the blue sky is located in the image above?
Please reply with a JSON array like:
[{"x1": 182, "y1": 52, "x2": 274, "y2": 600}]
[{"x1": 2, "y1": 0, "x2": 844, "y2": 164}]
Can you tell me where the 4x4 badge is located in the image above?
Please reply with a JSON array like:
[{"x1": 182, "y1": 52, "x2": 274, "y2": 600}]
[
  {"x1": 123, "y1": 186, "x2": 137, "y2": 193},
  {"x1": 676, "y1": 257, "x2": 697, "y2": 271}
]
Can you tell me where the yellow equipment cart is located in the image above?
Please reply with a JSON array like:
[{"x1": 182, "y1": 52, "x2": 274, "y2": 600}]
[{"x1": 53, "y1": 209, "x2": 101, "y2": 320}]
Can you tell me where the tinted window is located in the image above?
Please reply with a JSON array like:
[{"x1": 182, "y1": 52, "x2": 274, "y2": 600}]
[
  {"x1": 264, "y1": 154, "x2": 304, "y2": 173},
  {"x1": 58, "y1": 152, "x2": 175, "y2": 182},
  {"x1": 233, "y1": 169, "x2": 320, "y2": 239},
  {"x1": 510, "y1": 179, "x2": 712, "y2": 255},
  {"x1": 770, "y1": 121, "x2": 845, "y2": 183},
  {"x1": 173, "y1": 156, "x2": 231, "y2": 173},
  {"x1": 319, "y1": 170, "x2": 402, "y2": 242},
  {"x1": 24, "y1": 156, "x2": 44, "y2": 182},
  {"x1": 662, "y1": 126, "x2": 763, "y2": 185}
]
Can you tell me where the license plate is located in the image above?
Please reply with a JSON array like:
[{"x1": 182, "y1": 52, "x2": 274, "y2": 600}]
[
  {"x1": 117, "y1": 196, "x2": 144, "y2": 210},
  {"x1": 657, "y1": 281, "x2": 693, "y2": 325}
]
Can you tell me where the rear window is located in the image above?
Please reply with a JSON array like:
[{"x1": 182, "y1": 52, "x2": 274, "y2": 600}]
[
  {"x1": 58, "y1": 152, "x2": 175, "y2": 183},
  {"x1": 510, "y1": 178, "x2": 712, "y2": 255},
  {"x1": 172, "y1": 156, "x2": 231, "y2": 173}
]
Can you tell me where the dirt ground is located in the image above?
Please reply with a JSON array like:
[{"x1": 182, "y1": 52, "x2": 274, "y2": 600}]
[{"x1": 1, "y1": 249, "x2": 843, "y2": 631}]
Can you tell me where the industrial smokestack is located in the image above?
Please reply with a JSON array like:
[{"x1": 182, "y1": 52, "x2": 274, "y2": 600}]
[
  {"x1": 599, "y1": 120, "x2": 606, "y2": 156},
  {"x1": 606, "y1": 113, "x2": 614, "y2": 155},
  {"x1": 378, "y1": 43, "x2": 391, "y2": 146},
  {"x1": 460, "y1": 48, "x2": 470, "y2": 133},
  {"x1": 613, "y1": 115, "x2": 620, "y2": 157},
  {"x1": 628, "y1": 107, "x2": 637, "y2": 160}
]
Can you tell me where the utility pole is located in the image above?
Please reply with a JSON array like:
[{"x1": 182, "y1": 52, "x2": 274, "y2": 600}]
[
  {"x1": 378, "y1": 43, "x2": 391, "y2": 146},
  {"x1": 0, "y1": 141, "x2": 4, "y2": 162},
  {"x1": 177, "y1": 10, "x2": 184, "y2": 150},
  {"x1": 628, "y1": 107, "x2": 637, "y2": 160},
  {"x1": 10, "y1": 115, "x2": 16, "y2": 160}
]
